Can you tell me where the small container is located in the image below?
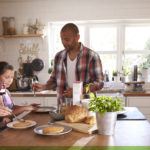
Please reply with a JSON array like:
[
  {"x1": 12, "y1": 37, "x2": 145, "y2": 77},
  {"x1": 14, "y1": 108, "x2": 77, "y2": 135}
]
[
  {"x1": 23, "y1": 24, "x2": 29, "y2": 34},
  {"x1": 2, "y1": 17, "x2": 9, "y2": 35},
  {"x1": 8, "y1": 17, "x2": 16, "y2": 35}
]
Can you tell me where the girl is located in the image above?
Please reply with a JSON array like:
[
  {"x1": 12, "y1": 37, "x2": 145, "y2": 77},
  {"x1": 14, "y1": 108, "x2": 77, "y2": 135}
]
[{"x1": 0, "y1": 61, "x2": 37, "y2": 129}]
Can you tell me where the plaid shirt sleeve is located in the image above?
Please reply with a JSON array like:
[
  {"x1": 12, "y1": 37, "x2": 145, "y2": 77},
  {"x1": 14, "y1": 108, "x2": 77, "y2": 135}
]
[{"x1": 89, "y1": 52, "x2": 104, "y2": 90}]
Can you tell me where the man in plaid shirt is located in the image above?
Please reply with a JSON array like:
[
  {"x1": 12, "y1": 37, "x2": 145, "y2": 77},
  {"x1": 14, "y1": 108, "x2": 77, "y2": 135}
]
[{"x1": 33, "y1": 23, "x2": 104, "y2": 103}]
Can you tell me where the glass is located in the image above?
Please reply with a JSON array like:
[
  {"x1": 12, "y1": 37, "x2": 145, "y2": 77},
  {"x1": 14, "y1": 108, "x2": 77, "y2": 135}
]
[
  {"x1": 31, "y1": 77, "x2": 38, "y2": 96},
  {"x1": 100, "y1": 54, "x2": 117, "y2": 80},
  {"x1": 58, "y1": 98, "x2": 73, "y2": 114}
]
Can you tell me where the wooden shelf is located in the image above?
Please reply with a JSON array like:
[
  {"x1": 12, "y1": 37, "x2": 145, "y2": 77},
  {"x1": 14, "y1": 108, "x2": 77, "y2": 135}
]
[{"x1": 0, "y1": 34, "x2": 43, "y2": 39}]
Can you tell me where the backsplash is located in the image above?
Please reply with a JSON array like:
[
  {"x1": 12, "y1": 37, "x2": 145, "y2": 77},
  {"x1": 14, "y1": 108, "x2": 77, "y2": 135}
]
[{"x1": 0, "y1": 37, "x2": 50, "y2": 83}]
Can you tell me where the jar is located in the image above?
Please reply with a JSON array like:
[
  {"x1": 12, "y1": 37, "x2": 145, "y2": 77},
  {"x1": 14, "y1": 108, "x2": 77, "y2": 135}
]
[
  {"x1": 2, "y1": 17, "x2": 9, "y2": 35},
  {"x1": 8, "y1": 17, "x2": 16, "y2": 35},
  {"x1": 23, "y1": 24, "x2": 29, "y2": 34}
]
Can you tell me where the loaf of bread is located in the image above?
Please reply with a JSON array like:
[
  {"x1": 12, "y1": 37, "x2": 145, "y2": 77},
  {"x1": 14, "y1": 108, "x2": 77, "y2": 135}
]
[
  {"x1": 43, "y1": 126, "x2": 64, "y2": 134},
  {"x1": 83, "y1": 116, "x2": 96, "y2": 125},
  {"x1": 65, "y1": 105, "x2": 88, "y2": 123}
]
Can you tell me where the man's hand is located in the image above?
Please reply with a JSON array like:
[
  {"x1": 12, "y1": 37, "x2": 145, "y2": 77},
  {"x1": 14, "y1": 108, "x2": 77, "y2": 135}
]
[
  {"x1": 32, "y1": 83, "x2": 46, "y2": 92},
  {"x1": 63, "y1": 88, "x2": 73, "y2": 98}
]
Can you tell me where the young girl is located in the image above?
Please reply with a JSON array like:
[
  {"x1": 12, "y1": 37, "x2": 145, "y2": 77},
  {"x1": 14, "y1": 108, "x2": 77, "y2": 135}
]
[{"x1": 0, "y1": 61, "x2": 37, "y2": 129}]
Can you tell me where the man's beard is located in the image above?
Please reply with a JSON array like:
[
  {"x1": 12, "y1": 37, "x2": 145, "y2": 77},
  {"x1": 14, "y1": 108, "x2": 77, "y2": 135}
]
[{"x1": 64, "y1": 45, "x2": 73, "y2": 51}]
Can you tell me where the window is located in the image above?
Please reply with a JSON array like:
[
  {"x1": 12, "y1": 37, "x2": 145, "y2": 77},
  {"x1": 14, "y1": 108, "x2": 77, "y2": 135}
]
[{"x1": 48, "y1": 21, "x2": 150, "y2": 81}]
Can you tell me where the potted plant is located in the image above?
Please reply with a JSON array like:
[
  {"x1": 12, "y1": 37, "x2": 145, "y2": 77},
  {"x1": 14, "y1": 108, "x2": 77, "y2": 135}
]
[
  {"x1": 140, "y1": 54, "x2": 150, "y2": 82},
  {"x1": 89, "y1": 94, "x2": 123, "y2": 135},
  {"x1": 48, "y1": 59, "x2": 54, "y2": 74},
  {"x1": 112, "y1": 70, "x2": 118, "y2": 82}
]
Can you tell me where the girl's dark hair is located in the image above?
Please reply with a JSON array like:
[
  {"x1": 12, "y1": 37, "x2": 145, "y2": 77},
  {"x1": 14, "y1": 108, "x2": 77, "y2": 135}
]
[
  {"x1": 0, "y1": 61, "x2": 14, "y2": 75},
  {"x1": 61, "y1": 23, "x2": 79, "y2": 35}
]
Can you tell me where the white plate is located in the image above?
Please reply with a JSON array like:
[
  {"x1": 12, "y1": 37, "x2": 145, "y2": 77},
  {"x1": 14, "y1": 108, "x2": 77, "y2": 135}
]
[
  {"x1": 34, "y1": 124, "x2": 72, "y2": 136},
  {"x1": 7, "y1": 120, "x2": 37, "y2": 129},
  {"x1": 35, "y1": 106, "x2": 56, "y2": 113},
  {"x1": 117, "y1": 108, "x2": 127, "y2": 115}
]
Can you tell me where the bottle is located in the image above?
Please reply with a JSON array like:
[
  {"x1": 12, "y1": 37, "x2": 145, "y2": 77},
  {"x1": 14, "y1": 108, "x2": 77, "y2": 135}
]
[
  {"x1": 133, "y1": 65, "x2": 138, "y2": 81},
  {"x1": 104, "y1": 70, "x2": 109, "y2": 82}
]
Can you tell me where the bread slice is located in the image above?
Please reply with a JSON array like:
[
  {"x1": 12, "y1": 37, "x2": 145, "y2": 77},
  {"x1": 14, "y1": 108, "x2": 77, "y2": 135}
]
[
  {"x1": 43, "y1": 126, "x2": 64, "y2": 134},
  {"x1": 13, "y1": 120, "x2": 32, "y2": 128}
]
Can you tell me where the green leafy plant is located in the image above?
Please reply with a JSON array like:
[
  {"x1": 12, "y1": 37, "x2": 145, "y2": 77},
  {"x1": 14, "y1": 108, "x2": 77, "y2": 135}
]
[
  {"x1": 48, "y1": 59, "x2": 54, "y2": 74},
  {"x1": 112, "y1": 70, "x2": 118, "y2": 76},
  {"x1": 84, "y1": 83, "x2": 95, "y2": 99},
  {"x1": 140, "y1": 54, "x2": 150, "y2": 69},
  {"x1": 89, "y1": 95, "x2": 123, "y2": 114}
]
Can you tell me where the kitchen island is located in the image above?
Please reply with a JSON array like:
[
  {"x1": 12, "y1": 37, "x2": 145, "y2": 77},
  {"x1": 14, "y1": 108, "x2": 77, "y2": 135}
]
[{"x1": 0, "y1": 108, "x2": 150, "y2": 147}]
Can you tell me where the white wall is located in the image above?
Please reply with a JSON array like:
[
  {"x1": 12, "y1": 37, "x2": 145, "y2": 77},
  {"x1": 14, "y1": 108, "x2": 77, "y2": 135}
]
[{"x1": 0, "y1": 0, "x2": 150, "y2": 83}]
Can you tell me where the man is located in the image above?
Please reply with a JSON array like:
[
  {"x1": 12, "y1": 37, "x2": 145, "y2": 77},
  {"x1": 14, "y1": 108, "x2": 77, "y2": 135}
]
[{"x1": 33, "y1": 23, "x2": 104, "y2": 103}]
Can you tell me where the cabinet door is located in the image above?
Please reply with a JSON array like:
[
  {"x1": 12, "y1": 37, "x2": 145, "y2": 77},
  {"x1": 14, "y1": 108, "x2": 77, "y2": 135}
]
[
  {"x1": 12, "y1": 96, "x2": 57, "y2": 107},
  {"x1": 12, "y1": 97, "x2": 42, "y2": 106},
  {"x1": 44, "y1": 97, "x2": 57, "y2": 107},
  {"x1": 127, "y1": 96, "x2": 150, "y2": 122}
]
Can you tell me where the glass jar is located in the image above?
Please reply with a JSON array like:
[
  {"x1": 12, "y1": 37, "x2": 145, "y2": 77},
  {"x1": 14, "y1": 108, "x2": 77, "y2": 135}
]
[
  {"x1": 8, "y1": 17, "x2": 16, "y2": 35},
  {"x1": 2, "y1": 17, "x2": 9, "y2": 35}
]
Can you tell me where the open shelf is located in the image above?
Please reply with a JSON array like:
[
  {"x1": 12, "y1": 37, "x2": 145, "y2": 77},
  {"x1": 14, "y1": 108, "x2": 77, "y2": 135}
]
[{"x1": 0, "y1": 34, "x2": 43, "y2": 39}]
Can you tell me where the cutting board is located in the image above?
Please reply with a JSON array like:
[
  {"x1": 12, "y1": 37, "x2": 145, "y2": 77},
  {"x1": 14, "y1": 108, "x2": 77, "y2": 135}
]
[{"x1": 56, "y1": 120, "x2": 97, "y2": 134}]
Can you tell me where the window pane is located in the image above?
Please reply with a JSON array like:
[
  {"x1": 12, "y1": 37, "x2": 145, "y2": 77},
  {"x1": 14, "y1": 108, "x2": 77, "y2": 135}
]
[
  {"x1": 125, "y1": 26, "x2": 150, "y2": 51},
  {"x1": 123, "y1": 54, "x2": 145, "y2": 73},
  {"x1": 100, "y1": 54, "x2": 117, "y2": 79},
  {"x1": 90, "y1": 27, "x2": 117, "y2": 51}
]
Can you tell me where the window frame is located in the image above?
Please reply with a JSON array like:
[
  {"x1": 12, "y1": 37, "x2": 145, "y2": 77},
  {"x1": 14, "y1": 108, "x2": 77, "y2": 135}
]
[{"x1": 48, "y1": 20, "x2": 150, "y2": 75}]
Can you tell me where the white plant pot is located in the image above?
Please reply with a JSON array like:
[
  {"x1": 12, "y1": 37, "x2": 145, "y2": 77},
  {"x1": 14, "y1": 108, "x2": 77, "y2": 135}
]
[
  {"x1": 142, "y1": 68, "x2": 150, "y2": 82},
  {"x1": 96, "y1": 112, "x2": 117, "y2": 135}
]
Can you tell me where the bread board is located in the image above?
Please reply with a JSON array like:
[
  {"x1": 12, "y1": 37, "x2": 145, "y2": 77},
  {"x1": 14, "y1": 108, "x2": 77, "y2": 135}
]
[{"x1": 56, "y1": 120, "x2": 97, "y2": 134}]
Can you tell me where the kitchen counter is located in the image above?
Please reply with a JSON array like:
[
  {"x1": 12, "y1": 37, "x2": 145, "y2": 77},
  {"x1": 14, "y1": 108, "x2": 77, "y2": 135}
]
[
  {"x1": 0, "y1": 108, "x2": 150, "y2": 146},
  {"x1": 123, "y1": 91, "x2": 150, "y2": 97},
  {"x1": 10, "y1": 89, "x2": 150, "y2": 97},
  {"x1": 10, "y1": 90, "x2": 57, "y2": 97}
]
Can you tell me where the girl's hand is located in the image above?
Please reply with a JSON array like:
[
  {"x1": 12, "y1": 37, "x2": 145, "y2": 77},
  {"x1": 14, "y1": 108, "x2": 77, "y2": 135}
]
[
  {"x1": 31, "y1": 103, "x2": 41, "y2": 107},
  {"x1": 0, "y1": 106, "x2": 11, "y2": 117},
  {"x1": 2, "y1": 117, "x2": 11, "y2": 124}
]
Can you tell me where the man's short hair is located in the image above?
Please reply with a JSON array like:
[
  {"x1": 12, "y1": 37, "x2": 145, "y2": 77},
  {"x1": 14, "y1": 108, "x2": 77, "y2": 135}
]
[{"x1": 61, "y1": 23, "x2": 79, "y2": 35}]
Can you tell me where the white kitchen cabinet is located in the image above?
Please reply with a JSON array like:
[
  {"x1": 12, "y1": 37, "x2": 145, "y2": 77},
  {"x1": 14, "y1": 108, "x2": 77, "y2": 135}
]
[
  {"x1": 12, "y1": 96, "x2": 57, "y2": 107},
  {"x1": 126, "y1": 96, "x2": 150, "y2": 122}
]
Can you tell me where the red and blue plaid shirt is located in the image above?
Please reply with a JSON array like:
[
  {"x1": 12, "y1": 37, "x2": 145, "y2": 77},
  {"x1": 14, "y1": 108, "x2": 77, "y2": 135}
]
[{"x1": 46, "y1": 43, "x2": 104, "y2": 100}]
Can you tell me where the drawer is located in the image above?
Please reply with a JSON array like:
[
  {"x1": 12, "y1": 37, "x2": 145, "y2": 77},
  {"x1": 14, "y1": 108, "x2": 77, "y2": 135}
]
[
  {"x1": 138, "y1": 107, "x2": 150, "y2": 115},
  {"x1": 127, "y1": 97, "x2": 150, "y2": 107}
]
